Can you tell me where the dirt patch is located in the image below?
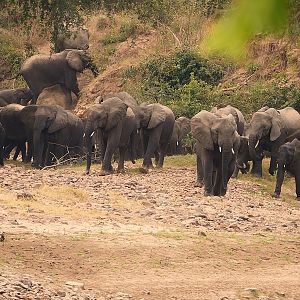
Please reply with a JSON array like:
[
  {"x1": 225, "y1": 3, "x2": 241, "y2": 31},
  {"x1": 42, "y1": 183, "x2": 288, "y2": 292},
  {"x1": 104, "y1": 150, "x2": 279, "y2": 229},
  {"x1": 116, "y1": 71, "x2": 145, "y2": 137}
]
[{"x1": 0, "y1": 158, "x2": 300, "y2": 299}]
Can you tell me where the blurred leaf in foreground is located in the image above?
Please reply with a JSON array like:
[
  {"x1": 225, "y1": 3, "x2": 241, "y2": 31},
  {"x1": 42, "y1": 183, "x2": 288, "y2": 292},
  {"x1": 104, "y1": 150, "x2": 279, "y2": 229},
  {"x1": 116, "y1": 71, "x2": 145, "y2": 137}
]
[{"x1": 201, "y1": 0, "x2": 289, "y2": 59}]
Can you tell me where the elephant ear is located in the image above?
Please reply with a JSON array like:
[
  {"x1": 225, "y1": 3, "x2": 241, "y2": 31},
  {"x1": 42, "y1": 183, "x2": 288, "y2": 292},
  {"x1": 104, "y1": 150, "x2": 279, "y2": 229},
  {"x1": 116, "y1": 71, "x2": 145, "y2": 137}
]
[
  {"x1": 191, "y1": 111, "x2": 214, "y2": 150},
  {"x1": 148, "y1": 104, "x2": 166, "y2": 129},
  {"x1": 105, "y1": 98, "x2": 128, "y2": 131},
  {"x1": 66, "y1": 50, "x2": 84, "y2": 72},
  {"x1": 178, "y1": 118, "x2": 191, "y2": 140},
  {"x1": 227, "y1": 114, "x2": 238, "y2": 130},
  {"x1": 48, "y1": 106, "x2": 69, "y2": 133},
  {"x1": 267, "y1": 108, "x2": 282, "y2": 141}
]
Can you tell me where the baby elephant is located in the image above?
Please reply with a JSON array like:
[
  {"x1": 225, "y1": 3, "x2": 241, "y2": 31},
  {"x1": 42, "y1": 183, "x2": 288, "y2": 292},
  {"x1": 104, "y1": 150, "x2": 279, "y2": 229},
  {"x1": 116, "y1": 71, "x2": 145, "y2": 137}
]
[{"x1": 273, "y1": 138, "x2": 300, "y2": 200}]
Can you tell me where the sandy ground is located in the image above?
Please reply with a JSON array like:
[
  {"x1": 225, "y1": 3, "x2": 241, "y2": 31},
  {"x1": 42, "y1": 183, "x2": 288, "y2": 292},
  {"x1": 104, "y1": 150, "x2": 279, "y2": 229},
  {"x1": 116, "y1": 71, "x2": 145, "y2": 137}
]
[{"x1": 0, "y1": 157, "x2": 299, "y2": 300}]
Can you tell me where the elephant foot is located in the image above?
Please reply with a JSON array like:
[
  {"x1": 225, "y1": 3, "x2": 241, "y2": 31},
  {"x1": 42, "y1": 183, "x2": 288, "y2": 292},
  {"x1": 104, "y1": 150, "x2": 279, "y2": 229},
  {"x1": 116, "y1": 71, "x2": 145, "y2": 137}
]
[
  {"x1": 203, "y1": 190, "x2": 213, "y2": 197},
  {"x1": 272, "y1": 192, "x2": 280, "y2": 198},
  {"x1": 99, "y1": 169, "x2": 113, "y2": 176},
  {"x1": 296, "y1": 197, "x2": 300, "y2": 201},
  {"x1": 85, "y1": 170, "x2": 90, "y2": 175},
  {"x1": 131, "y1": 160, "x2": 136, "y2": 164},
  {"x1": 156, "y1": 165, "x2": 163, "y2": 169},
  {"x1": 194, "y1": 181, "x2": 203, "y2": 188},
  {"x1": 252, "y1": 173, "x2": 262, "y2": 178},
  {"x1": 117, "y1": 168, "x2": 125, "y2": 174},
  {"x1": 139, "y1": 167, "x2": 149, "y2": 174}
]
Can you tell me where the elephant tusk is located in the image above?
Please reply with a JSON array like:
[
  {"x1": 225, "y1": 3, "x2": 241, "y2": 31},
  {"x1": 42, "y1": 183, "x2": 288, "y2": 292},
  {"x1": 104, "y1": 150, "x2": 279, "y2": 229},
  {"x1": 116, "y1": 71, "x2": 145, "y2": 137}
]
[
  {"x1": 243, "y1": 163, "x2": 247, "y2": 169},
  {"x1": 219, "y1": 146, "x2": 222, "y2": 152},
  {"x1": 231, "y1": 148, "x2": 235, "y2": 154},
  {"x1": 83, "y1": 133, "x2": 85, "y2": 138},
  {"x1": 255, "y1": 140, "x2": 260, "y2": 148},
  {"x1": 90, "y1": 131, "x2": 95, "y2": 137},
  {"x1": 283, "y1": 164, "x2": 285, "y2": 168},
  {"x1": 176, "y1": 141, "x2": 179, "y2": 146}
]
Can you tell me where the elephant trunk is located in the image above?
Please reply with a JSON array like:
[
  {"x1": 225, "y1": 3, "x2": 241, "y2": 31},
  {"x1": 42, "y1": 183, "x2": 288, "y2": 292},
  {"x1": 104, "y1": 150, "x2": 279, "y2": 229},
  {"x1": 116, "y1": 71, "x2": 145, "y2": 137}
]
[
  {"x1": 33, "y1": 129, "x2": 44, "y2": 169},
  {"x1": 221, "y1": 145, "x2": 231, "y2": 191},
  {"x1": 85, "y1": 121, "x2": 95, "y2": 174},
  {"x1": 249, "y1": 134, "x2": 262, "y2": 161}
]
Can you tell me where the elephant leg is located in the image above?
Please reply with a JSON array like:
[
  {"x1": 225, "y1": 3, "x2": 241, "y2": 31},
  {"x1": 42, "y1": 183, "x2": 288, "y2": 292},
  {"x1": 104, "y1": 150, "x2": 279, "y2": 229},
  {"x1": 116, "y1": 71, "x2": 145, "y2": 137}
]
[
  {"x1": 101, "y1": 125, "x2": 122, "y2": 175},
  {"x1": 142, "y1": 127, "x2": 162, "y2": 172},
  {"x1": 157, "y1": 141, "x2": 169, "y2": 168},
  {"x1": 203, "y1": 151, "x2": 214, "y2": 196},
  {"x1": 296, "y1": 174, "x2": 300, "y2": 199},
  {"x1": 4, "y1": 144, "x2": 14, "y2": 160},
  {"x1": 20, "y1": 143, "x2": 27, "y2": 162},
  {"x1": 0, "y1": 144, "x2": 4, "y2": 166},
  {"x1": 13, "y1": 146, "x2": 21, "y2": 161},
  {"x1": 25, "y1": 141, "x2": 33, "y2": 163},
  {"x1": 117, "y1": 146, "x2": 126, "y2": 173},
  {"x1": 251, "y1": 159, "x2": 262, "y2": 177},
  {"x1": 213, "y1": 168, "x2": 222, "y2": 196},
  {"x1": 194, "y1": 154, "x2": 204, "y2": 187},
  {"x1": 269, "y1": 155, "x2": 277, "y2": 176}
]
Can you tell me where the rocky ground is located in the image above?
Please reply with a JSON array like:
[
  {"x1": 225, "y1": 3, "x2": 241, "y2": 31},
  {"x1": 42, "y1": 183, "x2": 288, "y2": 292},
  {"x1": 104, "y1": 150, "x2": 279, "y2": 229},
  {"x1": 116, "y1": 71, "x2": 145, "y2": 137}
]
[{"x1": 0, "y1": 156, "x2": 300, "y2": 299}]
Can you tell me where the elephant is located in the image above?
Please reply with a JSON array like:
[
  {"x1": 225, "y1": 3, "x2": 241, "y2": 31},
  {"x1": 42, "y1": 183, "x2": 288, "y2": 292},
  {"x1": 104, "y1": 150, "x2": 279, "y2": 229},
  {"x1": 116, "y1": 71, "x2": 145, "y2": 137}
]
[
  {"x1": 37, "y1": 84, "x2": 77, "y2": 110},
  {"x1": 137, "y1": 103, "x2": 175, "y2": 173},
  {"x1": 191, "y1": 110, "x2": 240, "y2": 196},
  {"x1": 84, "y1": 97, "x2": 136, "y2": 175},
  {"x1": 56, "y1": 28, "x2": 90, "y2": 52},
  {"x1": 0, "y1": 123, "x2": 5, "y2": 166},
  {"x1": 169, "y1": 117, "x2": 191, "y2": 155},
  {"x1": 0, "y1": 104, "x2": 30, "y2": 162},
  {"x1": 19, "y1": 105, "x2": 84, "y2": 168},
  {"x1": 248, "y1": 107, "x2": 300, "y2": 176},
  {"x1": 0, "y1": 88, "x2": 34, "y2": 106},
  {"x1": 273, "y1": 138, "x2": 300, "y2": 200},
  {"x1": 20, "y1": 49, "x2": 98, "y2": 102},
  {"x1": 212, "y1": 105, "x2": 245, "y2": 135}
]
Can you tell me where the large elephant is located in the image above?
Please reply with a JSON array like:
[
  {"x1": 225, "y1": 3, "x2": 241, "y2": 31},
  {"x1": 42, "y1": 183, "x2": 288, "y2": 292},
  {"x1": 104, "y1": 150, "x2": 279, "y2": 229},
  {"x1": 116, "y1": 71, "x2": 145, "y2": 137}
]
[
  {"x1": 0, "y1": 88, "x2": 33, "y2": 106},
  {"x1": 20, "y1": 49, "x2": 98, "y2": 102},
  {"x1": 0, "y1": 104, "x2": 29, "y2": 162},
  {"x1": 137, "y1": 103, "x2": 175, "y2": 173},
  {"x1": 248, "y1": 107, "x2": 300, "y2": 176},
  {"x1": 19, "y1": 105, "x2": 84, "y2": 168},
  {"x1": 191, "y1": 110, "x2": 240, "y2": 196},
  {"x1": 273, "y1": 138, "x2": 300, "y2": 200},
  {"x1": 169, "y1": 117, "x2": 191, "y2": 155},
  {"x1": 84, "y1": 97, "x2": 135, "y2": 175},
  {"x1": 56, "y1": 28, "x2": 90, "y2": 52}
]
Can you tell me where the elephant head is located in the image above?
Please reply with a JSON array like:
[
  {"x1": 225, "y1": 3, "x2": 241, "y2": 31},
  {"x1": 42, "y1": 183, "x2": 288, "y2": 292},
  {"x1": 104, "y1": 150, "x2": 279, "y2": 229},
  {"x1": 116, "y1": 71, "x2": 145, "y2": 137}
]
[
  {"x1": 176, "y1": 117, "x2": 191, "y2": 140},
  {"x1": 191, "y1": 111, "x2": 239, "y2": 190},
  {"x1": 66, "y1": 50, "x2": 98, "y2": 77},
  {"x1": 84, "y1": 97, "x2": 128, "y2": 174},
  {"x1": 138, "y1": 103, "x2": 166, "y2": 129},
  {"x1": 248, "y1": 108, "x2": 283, "y2": 160},
  {"x1": 19, "y1": 105, "x2": 69, "y2": 168},
  {"x1": 14, "y1": 88, "x2": 34, "y2": 105}
]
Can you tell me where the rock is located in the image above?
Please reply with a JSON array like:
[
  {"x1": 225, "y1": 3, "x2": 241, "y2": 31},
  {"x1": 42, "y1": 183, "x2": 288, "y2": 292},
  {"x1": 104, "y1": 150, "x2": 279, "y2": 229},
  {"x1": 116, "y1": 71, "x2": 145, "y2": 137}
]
[
  {"x1": 65, "y1": 281, "x2": 85, "y2": 289},
  {"x1": 198, "y1": 230, "x2": 207, "y2": 237}
]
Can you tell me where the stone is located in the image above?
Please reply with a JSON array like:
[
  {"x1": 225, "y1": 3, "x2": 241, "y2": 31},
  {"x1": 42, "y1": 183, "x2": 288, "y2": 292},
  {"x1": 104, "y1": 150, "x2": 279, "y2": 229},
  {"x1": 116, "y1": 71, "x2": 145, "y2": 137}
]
[{"x1": 65, "y1": 281, "x2": 85, "y2": 290}]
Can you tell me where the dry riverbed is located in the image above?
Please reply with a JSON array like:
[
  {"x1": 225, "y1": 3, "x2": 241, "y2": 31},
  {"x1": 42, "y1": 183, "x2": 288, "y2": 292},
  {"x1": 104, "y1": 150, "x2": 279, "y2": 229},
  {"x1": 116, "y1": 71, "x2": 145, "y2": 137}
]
[{"x1": 0, "y1": 156, "x2": 299, "y2": 300}]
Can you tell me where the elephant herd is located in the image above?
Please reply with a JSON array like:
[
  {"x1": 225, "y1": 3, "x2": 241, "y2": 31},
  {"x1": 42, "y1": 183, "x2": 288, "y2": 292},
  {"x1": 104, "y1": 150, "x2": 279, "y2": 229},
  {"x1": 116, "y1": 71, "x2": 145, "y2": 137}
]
[{"x1": 0, "y1": 29, "x2": 299, "y2": 199}]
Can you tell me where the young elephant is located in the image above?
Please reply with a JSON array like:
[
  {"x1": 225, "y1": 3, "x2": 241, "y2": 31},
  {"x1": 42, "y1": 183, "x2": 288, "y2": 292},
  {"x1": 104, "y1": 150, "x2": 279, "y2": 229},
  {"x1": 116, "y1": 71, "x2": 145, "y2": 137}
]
[
  {"x1": 273, "y1": 138, "x2": 300, "y2": 200},
  {"x1": 84, "y1": 97, "x2": 136, "y2": 175},
  {"x1": 191, "y1": 110, "x2": 240, "y2": 196},
  {"x1": 137, "y1": 103, "x2": 175, "y2": 173},
  {"x1": 0, "y1": 88, "x2": 34, "y2": 106}
]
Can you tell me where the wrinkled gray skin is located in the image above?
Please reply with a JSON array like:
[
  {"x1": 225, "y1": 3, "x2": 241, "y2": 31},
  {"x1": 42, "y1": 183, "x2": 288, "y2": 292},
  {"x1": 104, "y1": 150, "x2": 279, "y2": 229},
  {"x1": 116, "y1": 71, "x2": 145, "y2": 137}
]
[
  {"x1": 273, "y1": 138, "x2": 300, "y2": 200},
  {"x1": 191, "y1": 110, "x2": 240, "y2": 196},
  {"x1": 37, "y1": 84, "x2": 77, "y2": 110},
  {"x1": 212, "y1": 105, "x2": 245, "y2": 178},
  {"x1": 0, "y1": 104, "x2": 30, "y2": 162},
  {"x1": 137, "y1": 103, "x2": 175, "y2": 173},
  {"x1": 0, "y1": 88, "x2": 34, "y2": 106},
  {"x1": 56, "y1": 28, "x2": 90, "y2": 52},
  {"x1": 95, "y1": 91, "x2": 140, "y2": 162},
  {"x1": 19, "y1": 105, "x2": 84, "y2": 169},
  {"x1": 84, "y1": 97, "x2": 136, "y2": 175},
  {"x1": 248, "y1": 107, "x2": 300, "y2": 176},
  {"x1": 20, "y1": 50, "x2": 98, "y2": 102},
  {"x1": 169, "y1": 117, "x2": 191, "y2": 155}
]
